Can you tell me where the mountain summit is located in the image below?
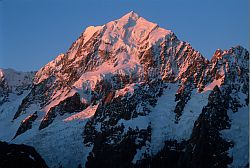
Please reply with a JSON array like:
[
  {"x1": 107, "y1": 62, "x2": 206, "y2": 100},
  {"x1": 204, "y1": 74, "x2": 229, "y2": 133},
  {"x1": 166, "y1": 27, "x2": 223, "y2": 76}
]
[
  {"x1": 0, "y1": 12, "x2": 249, "y2": 168},
  {"x1": 119, "y1": 11, "x2": 141, "y2": 21}
]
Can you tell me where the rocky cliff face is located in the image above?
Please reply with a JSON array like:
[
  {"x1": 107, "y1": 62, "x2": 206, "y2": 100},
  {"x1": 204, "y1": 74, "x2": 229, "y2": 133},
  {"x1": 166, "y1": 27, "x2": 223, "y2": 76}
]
[{"x1": 0, "y1": 12, "x2": 248, "y2": 168}]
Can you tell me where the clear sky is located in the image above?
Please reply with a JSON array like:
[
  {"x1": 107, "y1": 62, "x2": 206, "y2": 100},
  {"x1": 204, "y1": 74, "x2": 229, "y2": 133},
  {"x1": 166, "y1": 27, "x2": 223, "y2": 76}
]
[{"x1": 0, "y1": 0, "x2": 249, "y2": 71}]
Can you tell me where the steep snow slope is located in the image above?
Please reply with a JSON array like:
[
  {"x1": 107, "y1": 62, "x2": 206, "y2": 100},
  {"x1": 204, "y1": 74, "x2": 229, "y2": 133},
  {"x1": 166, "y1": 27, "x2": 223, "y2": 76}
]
[
  {"x1": 11, "y1": 105, "x2": 98, "y2": 168},
  {"x1": 0, "y1": 69, "x2": 34, "y2": 140}
]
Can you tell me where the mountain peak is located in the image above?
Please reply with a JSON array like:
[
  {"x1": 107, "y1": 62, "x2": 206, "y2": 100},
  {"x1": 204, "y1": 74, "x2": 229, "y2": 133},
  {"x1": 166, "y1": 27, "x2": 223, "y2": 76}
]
[
  {"x1": 119, "y1": 11, "x2": 140, "y2": 21},
  {"x1": 211, "y1": 45, "x2": 249, "y2": 61},
  {"x1": 114, "y1": 11, "x2": 157, "y2": 31}
]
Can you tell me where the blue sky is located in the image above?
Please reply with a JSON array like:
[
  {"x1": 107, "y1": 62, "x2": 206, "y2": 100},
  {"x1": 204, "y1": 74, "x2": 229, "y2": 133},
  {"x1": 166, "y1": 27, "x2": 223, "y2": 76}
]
[{"x1": 0, "y1": 0, "x2": 249, "y2": 71}]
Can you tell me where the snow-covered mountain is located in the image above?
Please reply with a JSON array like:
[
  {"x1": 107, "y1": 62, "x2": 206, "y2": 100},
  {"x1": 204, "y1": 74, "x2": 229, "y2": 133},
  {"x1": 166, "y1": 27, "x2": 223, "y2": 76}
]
[{"x1": 0, "y1": 11, "x2": 248, "y2": 168}]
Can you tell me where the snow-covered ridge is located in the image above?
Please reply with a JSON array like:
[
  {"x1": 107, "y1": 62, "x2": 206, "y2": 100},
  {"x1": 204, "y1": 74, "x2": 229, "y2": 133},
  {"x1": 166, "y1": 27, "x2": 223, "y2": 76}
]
[
  {"x1": 0, "y1": 68, "x2": 34, "y2": 92},
  {"x1": 33, "y1": 11, "x2": 172, "y2": 85},
  {"x1": 34, "y1": 53, "x2": 65, "y2": 84},
  {"x1": 83, "y1": 26, "x2": 103, "y2": 45},
  {"x1": 101, "y1": 10, "x2": 171, "y2": 50}
]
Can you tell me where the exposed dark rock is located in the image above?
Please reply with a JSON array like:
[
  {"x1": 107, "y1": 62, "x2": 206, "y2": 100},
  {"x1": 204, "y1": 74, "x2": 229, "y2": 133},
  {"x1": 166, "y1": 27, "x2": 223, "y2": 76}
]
[
  {"x1": 174, "y1": 80, "x2": 193, "y2": 122},
  {"x1": 0, "y1": 79, "x2": 9, "y2": 105},
  {"x1": 134, "y1": 86, "x2": 234, "y2": 168},
  {"x1": 179, "y1": 86, "x2": 233, "y2": 168},
  {"x1": 135, "y1": 140, "x2": 187, "y2": 168},
  {"x1": 14, "y1": 112, "x2": 38, "y2": 139},
  {"x1": 83, "y1": 82, "x2": 162, "y2": 167},
  {"x1": 86, "y1": 126, "x2": 151, "y2": 168},
  {"x1": 0, "y1": 141, "x2": 48, "y2": 168},
  {"x1": 13, "y1": 76, "x2": 56, "y2": 120},
  {"x1": 39, "y1": 92, "x2": 87, "y2": 130}
]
